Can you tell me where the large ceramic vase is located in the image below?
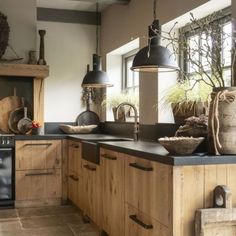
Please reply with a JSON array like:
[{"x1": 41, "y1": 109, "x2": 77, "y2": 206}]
[{"x1": 208, "y1": 87, "x2": 236, "y2": 155}]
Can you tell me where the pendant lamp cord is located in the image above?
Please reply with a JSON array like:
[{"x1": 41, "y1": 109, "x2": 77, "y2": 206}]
[
  {"x1": 96, "y1": 1, "x2": 99, "y2": 55},
  {"x1": 153, "y1": 0, "x2": 157, "y2": 20}
]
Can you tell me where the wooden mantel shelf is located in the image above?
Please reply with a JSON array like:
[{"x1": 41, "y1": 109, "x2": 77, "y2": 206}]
[{"x1": 0, "y1": 63, "x2": 49, "y2": 78}]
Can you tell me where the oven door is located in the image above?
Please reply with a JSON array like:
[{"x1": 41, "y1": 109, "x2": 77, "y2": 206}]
[{"x1": 0, "y1": 148, "x2": 14, "y2": 203}]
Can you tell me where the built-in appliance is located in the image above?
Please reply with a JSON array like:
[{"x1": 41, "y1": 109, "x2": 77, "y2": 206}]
[{"x1": 0, "y1": 134, "x2": 15, "y2": 207}]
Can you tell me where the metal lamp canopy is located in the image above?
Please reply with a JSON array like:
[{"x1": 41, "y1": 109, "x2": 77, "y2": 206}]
[
  {"x1": 82, "y1": 54, "x2": 112, "y2": 88},
  {"x1": 131, "y1": 1, "x2": 179, "y2": 72},
  {"x1": 82, "y1": 2, "x2": 112, "y2": 88}
]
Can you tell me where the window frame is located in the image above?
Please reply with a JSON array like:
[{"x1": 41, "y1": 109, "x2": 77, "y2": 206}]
[
  {"x1": 122, "y1": 49, "x2": 139, "y2": 94},
  {"x1": 178, "y1": 7, "x2": 232, "y2": 86}
]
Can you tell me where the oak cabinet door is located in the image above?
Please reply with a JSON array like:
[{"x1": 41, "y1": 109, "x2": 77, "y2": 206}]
[
  {"x1": 15, "y1": 140, "x2": 61, "y2": 170},
  {"x1": 125, "y1": 155, "x2": 171, "y2": 227},
  {"x1": 100, "y1": 148, "x2": 125, "y2": 236},
  {"x1": 68, "y1": 141, "x2": 82, "y2": 176},
  {"x1": 82, "y1": 160, "x2": 101, "y2": 227}
]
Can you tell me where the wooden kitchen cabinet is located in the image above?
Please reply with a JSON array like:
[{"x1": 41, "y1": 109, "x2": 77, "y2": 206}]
[
  {"x1": 15, "y1": 140, "x2": 62, "y2": 207},
  {"x1": 125, "y1": 155, "x2": 171, "y2": 227},
  {"x1": 100, "y1": 148, "x2": 125, "y2": 236},
  {"x1": 67, "y1": 140, "x2": 84, "y2": 210},
  {"x1": 82, "y1": 159, "x2": 101, "y2": 227}
]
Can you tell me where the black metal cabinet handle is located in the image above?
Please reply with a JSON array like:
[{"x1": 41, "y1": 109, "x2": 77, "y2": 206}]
[
  {"x1": 83, "y1": 164, "x2": 96, "y2": 171},
  {"x1": 25, "y1": 172, "x2": 53, "y2": 176},
  {"x1": 69, "y1": 174, "x2": 79, "y2": 181},
  {"x1": 70, "y1": 144, "x2": 79, "y2": 149},
  {"x1": 101, "y1": 154, "x2": 117, "y2": 160},
  {"x1": 129, "y1": 215, "x2": 153, "y2": 229},
  {"x1": 129, "y1": 163, "x2": 153, "y2": 171},
  {"x1": 24, "y1": 143, "x2": 52, "y2": 146}
]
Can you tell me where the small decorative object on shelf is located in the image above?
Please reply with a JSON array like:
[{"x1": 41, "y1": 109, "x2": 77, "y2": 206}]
[
  {"x1": 37, "y1": 29, "x2": 47, "y2": 65},
  {"x1": 28, "y1": 50, "x2": 37, "y2": 64},
  {"x1": 31, "y1": 120, "x2": 44, "y2": 135}
]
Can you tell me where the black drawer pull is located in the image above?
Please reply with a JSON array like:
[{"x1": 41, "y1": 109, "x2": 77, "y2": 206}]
[
  {"x1": 84, "y1": 164, "x2": 96, "y2": 171},
  {"x1": 70, "y1": 144, "x2": 79, "y2": 148},
  {"x1": 129, "y1": 215, "x2": 153, "y2": 230},
  {"x1": 69, "y1": 174, "x2": 79, "y2": 181},
  {"x1": 25, "y1": 172, "x2": 53, "y2": 176},
  {"x1": 101, "y1": 154, "x2": 117, "y2": 160},
  {"x1": 129, "y1": 163, "x2": 153, "y2": 171},
  {"x1": 24, "y1": 143, "x2": 52, "y2": 146}
]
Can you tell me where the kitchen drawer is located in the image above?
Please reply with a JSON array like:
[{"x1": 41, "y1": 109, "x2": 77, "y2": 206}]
[
  {"x1": 68, "y1": 141, "x2": 82, "y2": 175},
  {"x1": 16, "y1": 168, "x2": 62, "y2": 200},
  {"x1": 16, "y1": 140, "x2": 62, "y2": 170},
  {"x1": 125, "y1": 203, "x2": 169, "y2": 236},
  {"x1": 125, "y1": 155, "x2": 171, "y2": 226}
]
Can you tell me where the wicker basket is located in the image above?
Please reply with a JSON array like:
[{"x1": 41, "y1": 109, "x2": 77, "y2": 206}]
[
  {"x1": 158, "y1": 136, "x2": 204, "y2": 155},
  {"x1": 0, "y1": 11, "x2": 10, "y2": 59}
]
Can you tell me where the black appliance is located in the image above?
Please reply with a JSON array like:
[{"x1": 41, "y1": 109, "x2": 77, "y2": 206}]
[{"x1": 0, "y1": 135, "x2": 15, "y2": 207}]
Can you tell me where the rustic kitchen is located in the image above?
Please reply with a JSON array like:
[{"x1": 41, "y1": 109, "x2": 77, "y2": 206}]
[{"x1": 0, "y1": 0, "x2": 236, "y2": 235}]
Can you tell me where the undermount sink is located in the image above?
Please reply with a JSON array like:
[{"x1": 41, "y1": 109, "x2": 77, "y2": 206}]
[{"x1": 81, "y1": 138, "x2": 131, "y2": 164}]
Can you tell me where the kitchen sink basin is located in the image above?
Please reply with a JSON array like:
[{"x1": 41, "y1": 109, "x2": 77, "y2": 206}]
[{"x1": 81, "y1": 137, "x2": 131, "y2": 164}]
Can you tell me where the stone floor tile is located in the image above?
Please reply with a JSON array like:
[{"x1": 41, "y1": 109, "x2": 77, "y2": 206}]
[
  {"x1": 60, "y1": 213, "x2": 83, "y2": 225},
  {"x1": 68, "y1": 223, "x2": 99, "y2": 236},
  {"x1": 18, "y1": 205, "x2": 79, "y2": 218},
  {"x1": 0, "y1": 209, "x2": 18, "y2": 221},
  {"x1": 20, "y1": 215, "x2": 64, "y2": 229},
  {"x1": 23, "y1": 226, "x2": 75, "y2": 236},
  {"x1": 0, "y1": 220, "x2": 22, "y2": 232}
]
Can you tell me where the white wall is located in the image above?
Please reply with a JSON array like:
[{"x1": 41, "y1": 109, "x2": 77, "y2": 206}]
[
  {"x1": 0, "y1": 0, "x2": 36, "y2": 63},
  {"x1": 37, "y1": 21, "x2": 96, "y2": 122}
]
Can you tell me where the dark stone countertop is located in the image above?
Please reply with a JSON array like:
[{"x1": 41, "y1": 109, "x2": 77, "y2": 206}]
[{"x1": 99, "y1": 140, "x2": 236, "y2": 166}]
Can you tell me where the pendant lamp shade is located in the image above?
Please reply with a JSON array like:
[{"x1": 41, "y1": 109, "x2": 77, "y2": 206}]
[
  {"x1": 131, "y1": 20, "x2": 179, "y2": 72},
  {"x1": 82, "y1": 54, "x2": 112, "y2": 88}
]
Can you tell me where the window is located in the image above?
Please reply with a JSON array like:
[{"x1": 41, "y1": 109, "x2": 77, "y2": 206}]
[
  {"x1": 122, "y1": 50, "x2": 139, "y2": 94},
  {"x1": 180, "y1": 8, "x2": 232, "y2": 87}
]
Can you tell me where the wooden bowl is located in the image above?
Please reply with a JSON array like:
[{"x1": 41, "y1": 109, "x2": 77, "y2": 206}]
[{"x1": 158, "y1": 136, "x2": 205, "y2": 155}]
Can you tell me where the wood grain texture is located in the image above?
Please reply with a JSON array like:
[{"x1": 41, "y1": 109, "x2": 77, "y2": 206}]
[
  {"x1": 61, "y1": 139, "x2": 68, "y2": 203},
  {"x1": 0, "y1": 64, "x2": 49, "y2": 78},
  {"x1": 125, "y1": 155, "x2": 171, "y2": 227},
  {"x1": 125, "y1": 203, "x2": 169, "y2": 236},
  {"x1": 100, "y1": 148, "x2": 125, "y2": 236},
  {"x1": 15, "y1": 140, "x2": 62, "y2": 170},
  {"x1": 68, "y1": 141, "x2": 82, "y2": 176},
  {"x1": 15, "y1": 169, "x2": 61, "y2": 201},
  {"x1": 195, "y1": 208, "x2": 236, "y2": 236},
  {"x1": 82, "y1": 159, "x2": 102, "y2": 227}
]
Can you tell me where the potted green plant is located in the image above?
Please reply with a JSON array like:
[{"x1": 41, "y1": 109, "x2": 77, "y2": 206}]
[{"x1": 103, "y1": 93, "x2": 139, "y2": 122}]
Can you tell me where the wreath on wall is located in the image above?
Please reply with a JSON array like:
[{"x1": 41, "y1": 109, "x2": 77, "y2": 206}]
[{"x1": 0, "y1": 11, "x2": 10, "y2": 59}]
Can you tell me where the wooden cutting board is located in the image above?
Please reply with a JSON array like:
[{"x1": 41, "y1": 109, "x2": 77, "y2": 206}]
[
  {"x1": 195, "y1": 185, "x2": 236, "y2": 236},
  {"x1": 0, "y1": 89, "x2": 22, "y2": 133}
]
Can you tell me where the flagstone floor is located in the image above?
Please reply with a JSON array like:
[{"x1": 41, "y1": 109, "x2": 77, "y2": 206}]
[{"x1": 0, "y1": 205, "x2": 99, "y2": 236}]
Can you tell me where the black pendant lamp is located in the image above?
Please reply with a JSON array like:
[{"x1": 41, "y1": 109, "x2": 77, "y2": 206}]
[
  {"x1": 131, "y1": 0, "x2": 179, "y2": 72},
  {"x1": 82, "y1": 2, "x2": 112, "y2": 88}
]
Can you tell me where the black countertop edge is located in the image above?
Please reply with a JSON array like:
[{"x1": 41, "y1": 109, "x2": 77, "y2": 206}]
[
  {"x1": 14, "y1": 134, "x2": 132, "y2": 142},
  {"x1": 98, "y1": 141, "x2": 236, "y2": 166}
]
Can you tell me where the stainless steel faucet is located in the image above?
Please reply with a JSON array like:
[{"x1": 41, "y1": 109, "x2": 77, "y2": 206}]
[{"x1": 115, "y1": 102, "x2": 139, "y2": 141}]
